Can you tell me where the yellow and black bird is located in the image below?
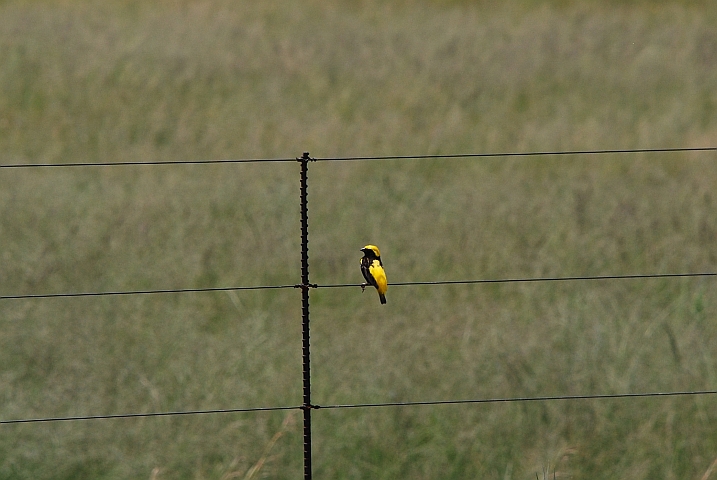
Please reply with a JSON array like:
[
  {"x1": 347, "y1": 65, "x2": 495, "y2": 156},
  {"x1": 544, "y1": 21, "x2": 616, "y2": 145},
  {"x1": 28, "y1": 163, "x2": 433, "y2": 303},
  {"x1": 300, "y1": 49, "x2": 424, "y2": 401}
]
[{"x1": 360, "y1": 245, "x2": 387, "y2": 304}]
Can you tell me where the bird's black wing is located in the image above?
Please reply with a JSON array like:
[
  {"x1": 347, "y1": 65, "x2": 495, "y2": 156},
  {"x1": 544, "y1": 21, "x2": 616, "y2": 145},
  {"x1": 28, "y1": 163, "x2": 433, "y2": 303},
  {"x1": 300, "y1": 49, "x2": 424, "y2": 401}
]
[{"x1": 361, "y1": 257, "x2": 379, "y2": 288}]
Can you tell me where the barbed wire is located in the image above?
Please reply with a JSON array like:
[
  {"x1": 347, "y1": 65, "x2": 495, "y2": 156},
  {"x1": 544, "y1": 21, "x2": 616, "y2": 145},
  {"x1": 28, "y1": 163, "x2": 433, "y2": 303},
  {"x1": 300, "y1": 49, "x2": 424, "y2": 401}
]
[
  {"x1": 4, "y1": 389, "x2": 715, "y2": 425},
  {"x1": 1, "y1": 146, "x2": 714, "y2": 169},
  {"x1": 2, "y1": 272, "x2": 713, "y2": 301}
]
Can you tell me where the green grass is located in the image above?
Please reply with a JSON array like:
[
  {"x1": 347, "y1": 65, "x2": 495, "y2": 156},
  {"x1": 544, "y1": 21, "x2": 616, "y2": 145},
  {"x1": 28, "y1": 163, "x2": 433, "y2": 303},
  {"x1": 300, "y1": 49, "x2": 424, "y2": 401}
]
[{"x1": 1, "y1": 0, "x2": 717, "y2": 478}]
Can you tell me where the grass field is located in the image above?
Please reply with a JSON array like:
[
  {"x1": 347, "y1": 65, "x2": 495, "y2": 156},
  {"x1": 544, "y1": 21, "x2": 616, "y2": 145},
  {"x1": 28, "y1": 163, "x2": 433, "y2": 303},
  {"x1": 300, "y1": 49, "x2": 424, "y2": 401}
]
[{"x1": 1, "y1": 0, "x2": 717, "y2": 478}]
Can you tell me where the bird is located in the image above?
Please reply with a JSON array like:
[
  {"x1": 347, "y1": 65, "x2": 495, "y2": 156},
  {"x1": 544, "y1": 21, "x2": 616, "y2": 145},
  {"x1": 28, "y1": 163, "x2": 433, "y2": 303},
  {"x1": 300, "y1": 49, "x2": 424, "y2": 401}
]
[{"x1": 360, "y1": 244, "x2": 387, "y2": 304}]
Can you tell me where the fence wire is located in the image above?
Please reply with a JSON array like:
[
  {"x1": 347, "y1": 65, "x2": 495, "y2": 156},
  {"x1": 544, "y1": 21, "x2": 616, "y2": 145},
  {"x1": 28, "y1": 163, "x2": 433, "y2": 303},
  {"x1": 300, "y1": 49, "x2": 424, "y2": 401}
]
[
  {"x1": 2, "y1": 272, "x2": 714, "y2": 301},
  {"x1": 1, "y1": 145, "x2": 714, "y2": 169},
  {"x1": 4, "y1": 389, "x2": 716, "y2": 425}
]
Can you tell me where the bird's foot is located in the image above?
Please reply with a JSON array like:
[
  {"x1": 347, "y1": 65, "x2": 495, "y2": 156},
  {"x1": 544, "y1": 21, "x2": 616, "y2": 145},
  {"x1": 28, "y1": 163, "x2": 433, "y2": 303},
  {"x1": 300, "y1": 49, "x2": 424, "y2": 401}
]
[{"x1": 360, "y1": 283, "x2": 367, "y2": 293}]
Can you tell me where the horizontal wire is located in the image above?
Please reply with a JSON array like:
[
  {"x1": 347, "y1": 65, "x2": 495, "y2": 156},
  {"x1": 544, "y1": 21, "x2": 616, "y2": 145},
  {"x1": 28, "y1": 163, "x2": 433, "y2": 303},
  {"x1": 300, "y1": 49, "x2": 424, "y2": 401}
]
[
  {"x1": 313, "y1": 146, "x2": 717, "y2": 162},
  {"x1": 0, "y1": 405, "x2": 300, "y2": 425},
  {"x1": 2, "y1": 272, "x2": 713, "y2": 301},
  {"x1": 317, "y1": 271, "x2": 717, "y2": 289},
  {"x1": 316, "y1": 389, "x2": 717, "y2": 410},
  {"x1": 5, "y1": 388, "x2": 715, "y2": 424},
  {"x1": 0, "y1": 157, "x2": 296, "y2": 169},
  {"x1": 1, "y1": 146, "x2": 714, "y2": 169},
  {"x1": 0, "y1": 284, "x2": 298, "y2": 301}
]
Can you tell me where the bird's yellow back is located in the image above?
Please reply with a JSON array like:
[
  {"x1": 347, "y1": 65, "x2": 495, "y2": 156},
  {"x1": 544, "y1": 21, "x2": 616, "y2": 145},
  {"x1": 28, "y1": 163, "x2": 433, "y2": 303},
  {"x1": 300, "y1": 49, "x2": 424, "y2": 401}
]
[{"x1": 369, "y1": 260, "x2": 388, "y2": 296}]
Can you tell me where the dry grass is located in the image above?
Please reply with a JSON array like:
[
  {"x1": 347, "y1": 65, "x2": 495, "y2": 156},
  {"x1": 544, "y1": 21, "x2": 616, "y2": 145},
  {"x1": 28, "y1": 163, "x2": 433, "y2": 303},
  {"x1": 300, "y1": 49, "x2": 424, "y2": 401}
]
[{"x1": 1, "y1": 0, "x2": 717, "y2": 478}]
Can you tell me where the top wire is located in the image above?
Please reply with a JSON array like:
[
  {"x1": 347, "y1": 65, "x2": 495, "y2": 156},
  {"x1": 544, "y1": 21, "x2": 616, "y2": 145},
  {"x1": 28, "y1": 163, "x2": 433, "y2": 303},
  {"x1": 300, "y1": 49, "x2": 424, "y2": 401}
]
[
  {"x1": 312, "y1": 146, "x2": 717, "y2": 162},
  {"x1": 0, "y1": 157, "x2": 297, "y2": 169},
  {"x1": 1, "y1": 146, "x2": 714, "y2": 169}
]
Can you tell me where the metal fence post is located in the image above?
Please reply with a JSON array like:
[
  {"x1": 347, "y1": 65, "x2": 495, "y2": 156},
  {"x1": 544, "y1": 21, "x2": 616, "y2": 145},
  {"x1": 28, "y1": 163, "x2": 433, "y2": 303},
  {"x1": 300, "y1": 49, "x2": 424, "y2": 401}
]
[{"x1": 298, "y1": 152, "x2": 314, "y2": 480}]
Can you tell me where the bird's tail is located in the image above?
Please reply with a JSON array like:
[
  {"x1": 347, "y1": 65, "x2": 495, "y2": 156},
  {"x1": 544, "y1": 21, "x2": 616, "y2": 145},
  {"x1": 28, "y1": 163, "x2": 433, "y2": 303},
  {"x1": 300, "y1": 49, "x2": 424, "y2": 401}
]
[{"x1": 379, "y1": 293, "x2": 387, "y2": 305}]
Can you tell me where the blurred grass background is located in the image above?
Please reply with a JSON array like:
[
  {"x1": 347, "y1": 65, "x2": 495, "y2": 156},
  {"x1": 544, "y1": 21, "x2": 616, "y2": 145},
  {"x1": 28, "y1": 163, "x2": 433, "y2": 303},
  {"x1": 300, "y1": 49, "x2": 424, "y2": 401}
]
[{"x1": 1, "y1": 0, "x2": 717, "y2": 478}]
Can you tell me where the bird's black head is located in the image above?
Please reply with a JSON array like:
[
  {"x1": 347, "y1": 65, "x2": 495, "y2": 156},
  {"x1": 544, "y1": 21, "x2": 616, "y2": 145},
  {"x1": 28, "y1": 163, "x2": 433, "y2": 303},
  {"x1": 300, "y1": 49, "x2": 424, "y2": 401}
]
[{"x1": 360, "y1": 244, "x2": 381, "y2": 260}]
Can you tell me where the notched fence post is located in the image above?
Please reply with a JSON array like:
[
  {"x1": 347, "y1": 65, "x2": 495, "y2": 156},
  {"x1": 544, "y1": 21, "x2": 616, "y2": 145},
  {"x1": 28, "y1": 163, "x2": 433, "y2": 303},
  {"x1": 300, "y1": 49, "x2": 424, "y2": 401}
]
[{"x1": 297, "y1": 152, "x2": 315, "y2": 480}]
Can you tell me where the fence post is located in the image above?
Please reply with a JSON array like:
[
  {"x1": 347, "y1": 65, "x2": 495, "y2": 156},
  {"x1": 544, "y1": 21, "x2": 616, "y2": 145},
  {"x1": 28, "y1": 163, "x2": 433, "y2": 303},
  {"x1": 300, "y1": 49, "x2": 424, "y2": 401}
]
[{"x1": 298, "y1": 152, "x2": 314, "y2": 480}]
